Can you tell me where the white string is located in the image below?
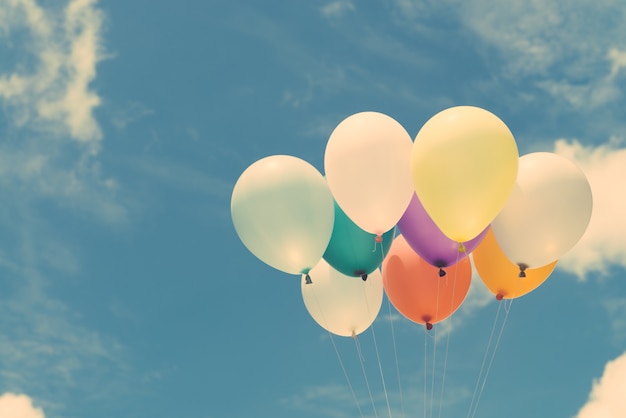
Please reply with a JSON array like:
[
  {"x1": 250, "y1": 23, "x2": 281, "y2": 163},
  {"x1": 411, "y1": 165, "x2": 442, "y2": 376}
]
[
  {"x1": 309, "y1": 283, "x2": 364, "y2": 417},
  {"x1": 470, "y1": 298, "x2": 514, "y2": 418},
  {"x1": 387, "y1": 298, "x2": 406, "y2": 418},
  {"x1": 437, "y1": 249, "x2": 461, "y2": 418},
  {"x1": 423, "y1": 326, "x2": 428, "y2": 418},
  {"x1": 466, "y1": 301, "x2": 502, "y2": 418},
  {"x1": 355, "y1": 335, "x2": 379, "y2": 418}
]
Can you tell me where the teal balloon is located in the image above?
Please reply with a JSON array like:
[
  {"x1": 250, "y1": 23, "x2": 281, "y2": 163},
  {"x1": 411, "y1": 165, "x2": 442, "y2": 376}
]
[{"x1": 323, "y1": 201, "x2": 394, "y2": 278}]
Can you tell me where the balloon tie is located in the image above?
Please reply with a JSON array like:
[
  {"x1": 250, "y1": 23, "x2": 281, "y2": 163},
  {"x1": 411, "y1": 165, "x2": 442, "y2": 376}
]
[
  {"x1": 518, "y1": 264, "x2": 528, "y2": 278},
  {"x1": 458, "y1": 242, "x2": 466, "y2": 253},
  {"x1": 375, "y1": 234, "x2": 383, "y2": 243},
  {"x1": 361, "y1": 273, "x2": 368, "y2": 281},
  {"x1": 426, "y1": 322, "x2": 433, "y2": 331},
  {"x1": 438, "y1": 268, "x2": 446, "y2": 277},
  {"x1": 305, "y1": 274, "x2": 312, "y2": 284},
  {"x1": 495, "y1": 293, "x2": 504, "y2": 301}
]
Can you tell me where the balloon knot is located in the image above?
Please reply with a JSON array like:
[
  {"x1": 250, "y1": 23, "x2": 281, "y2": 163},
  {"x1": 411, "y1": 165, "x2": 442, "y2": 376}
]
[
  {"x1": 361, "y1": 273, "x2": 368, "y2": 281},
  {"x1": 458, "y1": 242, "x2": 466, "y2": 253},
  {"x1": 426, "y1": 322, "x2": 433, "y2": 331},
  {"x1": 305, "y1": 274, "x2": 312, "y2": 285},
  {"x1": 351, "y1": 330, "x2": 357, "y2": 339},
  {"x1": 496, "y1": 293, "x2": 504, "y2": 301},
  {"x1": 438, "y1": 268, "x2": 446, "y2": 277},
  {"x1": 375, "y1": 234, "x2": 383, "y2": 243},
  {"x1": 518, "y1": 264, "x2": 528, "y2": 278}
]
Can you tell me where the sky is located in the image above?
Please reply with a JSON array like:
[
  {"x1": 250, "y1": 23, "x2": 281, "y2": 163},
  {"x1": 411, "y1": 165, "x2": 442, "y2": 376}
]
[{"x1": 0, "y1": 0, "x2": 625, "y2": 417}]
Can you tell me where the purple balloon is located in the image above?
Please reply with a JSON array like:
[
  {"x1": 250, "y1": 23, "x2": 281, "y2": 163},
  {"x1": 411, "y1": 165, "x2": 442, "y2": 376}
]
[{"x1": 397, "y1": 193, "x2": 488, "y2": 268}]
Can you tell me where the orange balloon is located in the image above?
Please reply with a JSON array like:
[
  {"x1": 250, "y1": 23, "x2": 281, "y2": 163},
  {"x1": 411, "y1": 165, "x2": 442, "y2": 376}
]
[
  {"x1": 473, "y1": 228, "x2": 557, "y2": 300},
  {"x1": 382, "y1": 235, "x2": 471, "y2": 328}
]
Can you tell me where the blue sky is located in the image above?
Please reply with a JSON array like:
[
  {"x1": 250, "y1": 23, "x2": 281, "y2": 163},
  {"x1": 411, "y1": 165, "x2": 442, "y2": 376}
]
[{"x1": 0, "y1": 1, "x2": 625, "y2": 417}]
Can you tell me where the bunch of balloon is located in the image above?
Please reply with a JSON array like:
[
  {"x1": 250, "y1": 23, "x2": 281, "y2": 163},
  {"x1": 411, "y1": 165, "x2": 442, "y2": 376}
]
[
  {"x1": 491, "y1": 152, "x2": 593, "y2": 273},
  {"x1": 301, "y1": 258, "x2": 383, "y2": 337},
  {"x1": 231, "y1": 155, "x2": 335, "y2": 277},
  {"x1": 324, "y1": 111, "x2": 414, "y2": 239},
  {"x1": 323, "y1": 199, "x2": 395, "y2": 280},
  {"x1": 410, "y1": 106, "x2": 519, "y2": 244},
  {"x1": 382, "y1": 235, "x2": 472, "y2": 330},
  {"x1": 473, "y1": 228, "x2": 558, "y2": 300},
  {"x1": 398, "y1": 193, "x2": 488, "y2": 276}
]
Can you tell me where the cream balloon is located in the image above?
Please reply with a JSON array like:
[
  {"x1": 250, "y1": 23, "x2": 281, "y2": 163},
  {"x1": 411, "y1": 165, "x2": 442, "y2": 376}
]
[
  {"x1": 491, "y1": 152, "x2": 593, "y2": 269},
  {"x1": 231, "y1": 155, "x2": 335, "y2": 275},
  {"x1": 411, "y1": 106, "x2": 519, "y2": 242},
  {"x1": 301, "y1": 259, "x2": 383, "y2": 337},
  {"x1": 324, "y1": 112, "x2": 414, "y2": 236}
]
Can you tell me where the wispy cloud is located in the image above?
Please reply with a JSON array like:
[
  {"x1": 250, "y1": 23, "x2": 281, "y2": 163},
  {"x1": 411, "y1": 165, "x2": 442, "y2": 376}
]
[
  {"x1": 0, "y1": 0, "x2": 105, "y2": 145},
  {"x1": 553, "y1": 139, "x2": 626, "y2": 278},
  {"x1": 603, "y1": 298, "x2": 626, "y2": 344},
  {"x1": 456, "y1": 0, "x2": 626, "y2": 108},
  {"x1": 575, "y1": 350, "x2": 626, "y2": 418},
  {"x1": 320, "y1": 1, "x2": 355, "y2": 18},
  {"x1": 0, "y1": 393, "x2": 45, "y2": 418}
]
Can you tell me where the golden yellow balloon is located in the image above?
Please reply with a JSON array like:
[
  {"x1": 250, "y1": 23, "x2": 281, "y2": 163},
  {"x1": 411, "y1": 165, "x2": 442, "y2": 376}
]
[
  {"x1": 473, "y1": 228, "x2": 557, "y2": 300},
  {"x1": 411, "y1": 106, "x2": 519, "y2": 242}
]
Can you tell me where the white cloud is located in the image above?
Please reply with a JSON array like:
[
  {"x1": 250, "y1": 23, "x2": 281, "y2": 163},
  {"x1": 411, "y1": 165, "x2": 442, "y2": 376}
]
[
  {"x1": 0, "y1": 393, "x2": 45, "y2": 418},
  {"x1": 553, "y1": 139, "x2": 626, "y2": 278},
  {"x1": 0, "y1": 0, "x2": 104, "y2": 144},
  {"x1": 0, "y1": 1, "x2": 127, "y2": 223},
  {"x1": 575, "y1": 351, "x2": 626, "y2": 418},
  {"x1": 321, "y1": 1, "x2": 355, "y2": 18},
  {"x1": 391, "y1": 0, "x2": 626, "y2": 109}
]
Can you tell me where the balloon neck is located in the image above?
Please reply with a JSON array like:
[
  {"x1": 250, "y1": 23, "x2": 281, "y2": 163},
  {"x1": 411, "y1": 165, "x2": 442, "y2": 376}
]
[
  {"x1": 351, "y1": 330, "x2": 357, "y2": 339},
  {"x1": 496, "y1": 293, "x2": 504, "y2": 301},
  {"x1": 305, "y1": 274, "x2": 312, "y2": 284},
  {"x1": 375, "y1": 234, "x2": 383, "y2": 243},
  {"x1": 438, "y1": 268, "x2": 446, "y2": 277},
  {"x1": 518, "y1": 264, "x2": 528, "y2": 278},
  {"x1": 426, "y1": 322, "x2": 433, "y2": 331},
  {"x1": 458, "y1": 242, "x2": 466, "y2": 253},
  {"x1": 361, "y1": 273, "x2": 368, "y2": 281}
]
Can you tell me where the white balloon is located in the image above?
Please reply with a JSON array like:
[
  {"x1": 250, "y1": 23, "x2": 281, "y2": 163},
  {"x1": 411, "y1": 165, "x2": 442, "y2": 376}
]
[
  {"x1": 231, "y1": 155, "x2": 335, "y2": 275},
  {"x1": 324, "y1": 112, "x2": 414, "y2": 236},
  {"x1": 301, "y1": 259, "x2": 383, "y2": 337},
  {"x1": 492, "y1": 152, "x2": 593, "y2": 268}
]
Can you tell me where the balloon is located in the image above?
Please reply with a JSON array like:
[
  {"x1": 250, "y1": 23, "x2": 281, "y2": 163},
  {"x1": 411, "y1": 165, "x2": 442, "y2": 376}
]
[
  {"x1": 323, "y1": 199, "x2": 394, "y2": 278},
  {"x1": 324, "y1": 111, "x2": 414, "y2": 236},
  {"x1": 231, "y1": 155, "x2": 334, "y2": 275},
  {"x1": 382, "y1": 235, "x2": 471, "y2": 328},
  {"x1": 398, "y1": 193, "x2": 488, "y2": 268},
  {"x1": 491, "y1": 152, "x2": 593, "y2": 269},
  {"x1": 473, "y1": 228, "x2": 557, "y2": 300},
  {"x1": 411, "y1": 106, "x2": 519, "y2": 242},
  {"x1": 302, "y1": 259, "x2": 383, "y2": 337}
]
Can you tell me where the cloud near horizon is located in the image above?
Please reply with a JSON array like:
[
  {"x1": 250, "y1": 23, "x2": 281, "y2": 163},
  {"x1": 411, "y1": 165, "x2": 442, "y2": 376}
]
[
  {"x1": 575, "y1": 350, "x2": 626, "y2": 418},
  {"x1": 0, "y1": 393, "x2": 45, "y2": 418}
]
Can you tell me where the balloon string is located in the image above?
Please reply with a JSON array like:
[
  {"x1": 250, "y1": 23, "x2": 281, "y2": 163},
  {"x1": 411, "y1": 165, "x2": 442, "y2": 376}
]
[
  {"x1": 330, "y1": 333, "x2": 365, "y2": 418},
  {"x1": 466, "y1": 301, "x2": 502, "y2": 418},
  {"x1": 361, "y1": 280, "x2": 393, "y2": 418},
  {"x1": 469, "y1": 298, "x2": 513, "y2": 418},
  {"x1": 354, "y1": 335, "x2": 379, "y2": 418},
  {"x1": 429, "y1": 271, "x2": 442, "y2": 418},
  {"x1": 423, "y1": 326, "x2": 428, "y2": 418},
  {"x1": 387, "y1": 296, "x2": 406, "y2": 418},
  {"x1": 309, "y1": 284, "x2": 365, "y2": 418},
  {"x1": 437, "y1": 249, "x2": 461, "y2": 418}
]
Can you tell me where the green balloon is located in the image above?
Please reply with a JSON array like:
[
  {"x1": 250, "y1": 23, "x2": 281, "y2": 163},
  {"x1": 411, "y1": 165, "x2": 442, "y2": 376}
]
[{"x1": 323, "y1": 201, "x2": 394, "y2": 278}]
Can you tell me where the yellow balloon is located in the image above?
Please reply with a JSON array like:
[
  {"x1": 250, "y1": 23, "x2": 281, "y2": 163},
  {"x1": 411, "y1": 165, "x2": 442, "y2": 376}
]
[
  {"x1": 411, "y1": 106, "x2": 519, "y2": 242},
  {"x1": 473, "y1": 228, "x2": 557, "y2": 299}
]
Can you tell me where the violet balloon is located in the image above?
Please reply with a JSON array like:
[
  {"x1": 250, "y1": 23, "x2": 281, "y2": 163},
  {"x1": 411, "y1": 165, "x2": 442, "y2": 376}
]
[{"x1": 398, "y1": 193, "x2": 488, "y2": 269}]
